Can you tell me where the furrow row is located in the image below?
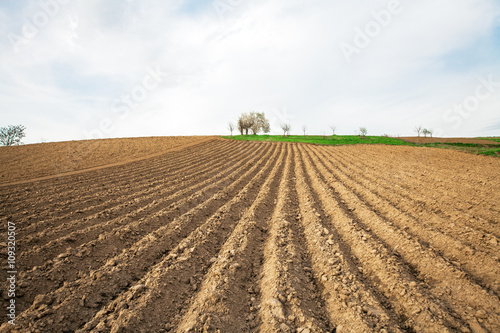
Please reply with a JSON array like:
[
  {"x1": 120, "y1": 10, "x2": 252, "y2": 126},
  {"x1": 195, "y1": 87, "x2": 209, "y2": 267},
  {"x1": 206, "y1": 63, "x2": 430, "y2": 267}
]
[
  {"x1": 329, "y1": 147, "x2": 500, "y2": 255},
  {"x1": 0, "y1": 138, "x2": 218, "y2": 200},
  {"x1": 339, "y1": 146, "x2": 500, "y2": 223},
  {"x1": 334, "y1": 146, "x2": 500, "y2": 236},
  {"x1": 17, "y1": 139, "x2": 262, "y2": 267},
  {"x1": 301, "y1": 144, "x2": 500, "y2": 332},
  {"x1": 0, "y1": 141, "x2": 279, "y2": 332},
  {"x1": 4, "y1": 141, "x2": 271, "y2": 317},
  {"x1": 12, "y1": 139, "x2": 246, "y2": 244},
  {"x1": 1, "y1": 140, "x2": 497, "y2": 332},
  {"x1": 117, "y1": 142, "x2": 286, "y2": 333},
  {"x1": 294, "y1": 145, "x2": 404, "y2": 332},
  {"x1": 314, "y1": 146, "x2": 500, "y2": 293},
  {"x1": 351, "y1": 145, "x2": 500, "y2": 192},
  {"x1": 259, "y1": 144, "x2": 332, "y2": 333},
  {"x1": 0, "y1": 139, "x2": 228, "y2": 225}
]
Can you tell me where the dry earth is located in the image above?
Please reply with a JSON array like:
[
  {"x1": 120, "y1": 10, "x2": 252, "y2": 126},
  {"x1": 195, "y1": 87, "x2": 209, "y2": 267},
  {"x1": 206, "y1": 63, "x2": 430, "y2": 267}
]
[
  {"x1": 0, "y1": 136, "x2": 214, "y2": 185},
  {"x1": 1, "y1": 137, "x2": 499, "y2": 332}
]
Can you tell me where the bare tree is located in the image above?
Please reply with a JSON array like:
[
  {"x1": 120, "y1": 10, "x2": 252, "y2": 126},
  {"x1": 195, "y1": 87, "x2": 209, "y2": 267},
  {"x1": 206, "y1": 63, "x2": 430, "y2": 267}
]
[
  {"x1": 302, "y1": 125, "x2": 307, "y2": 136},
  {"x1": 228, "y1": 122, "x2": 235, "y2": 136},
  {"x1": 281, "y1": 123, "x2": 291, "y2": 137},
  {"x1": 414, "y1": 125, "x2": 423, "y2": 137},
  {"x1": 329, "y1": 125, "x2": 336, "y2": 136},
  {"x1": 359, "y1": 127, "x2": 367, "y2": 138},
  {"x1": 0, "y1": 124, "x2": 26, "y2": 146}
]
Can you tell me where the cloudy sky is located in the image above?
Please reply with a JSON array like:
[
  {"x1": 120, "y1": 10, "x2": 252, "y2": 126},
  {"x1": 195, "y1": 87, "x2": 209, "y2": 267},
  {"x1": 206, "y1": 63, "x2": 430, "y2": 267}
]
[{"x1": 1, "y1": 0, "x2": 499, "y2": 143}]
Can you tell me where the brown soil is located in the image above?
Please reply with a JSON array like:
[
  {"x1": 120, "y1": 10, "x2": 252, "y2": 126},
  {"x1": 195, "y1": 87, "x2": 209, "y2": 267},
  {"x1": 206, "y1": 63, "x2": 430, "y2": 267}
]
[
  {"x1": 399, "y1": 136, "x2": 500, "y2": 145},
  {"x1": 0, "y1": 136, "x2": 215, "y2": 185},
  {"x1": 1, "y1": 137, "x2": 499, "y2": 332}
]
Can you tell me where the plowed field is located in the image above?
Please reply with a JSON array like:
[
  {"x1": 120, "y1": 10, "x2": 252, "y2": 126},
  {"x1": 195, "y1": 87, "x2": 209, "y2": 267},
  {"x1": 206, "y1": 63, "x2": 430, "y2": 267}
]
[{"x1": 1, "y1": 137, "x2": 499, "y2": 332}]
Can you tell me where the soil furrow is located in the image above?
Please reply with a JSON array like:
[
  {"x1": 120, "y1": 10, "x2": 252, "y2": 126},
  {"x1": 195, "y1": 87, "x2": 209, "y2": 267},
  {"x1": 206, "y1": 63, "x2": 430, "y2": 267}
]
[
  {"x1": 0, "y1": 141, "x2": 279, "y2": 332},
  {"x1": 258, "y1": 144, "x2": 333, "y2": 333},
  {"x1": 331, "y1": 146, "x2": 500, "y2": 239},
  {"x1": 0, "y1": 136, "x2": 216, "y2": 186},
  {"x1": 15, "y1": 140, "x2": 261, "y2": 272},
  {"x1": 17, "y1": 140, "x2": 260, "y2": 261},
  {"x1": 0, "y1": 139, "x2": 230, "y2": 226},
  {"x1": 301, "y1": 145, "x2": 500, "y2": 332},
  {"x1": 0, "y1": 140, "x2": 219, "y2": 232},
  {"x1": 1, "y1": 139, "x2": 497, "y2": 332},
  {"x1": 313, "y1": 145, "x2": 500, "y2": 294},
  {"x1": 117, "y1": 143, "x2": 286, "y2": 333},
  {"x1": 327, "y1": 147, "x2": 500, "y2": 255},
  {"x1": 293, "y1": 145, "x2": 401, "y2": 332},
  {"x1": 5, "y1": 141, "x2": 270, "y2": 317},
  {"x1": 10, "y1": 139, "x2": 244, "y2": 244},
  {"x1": 0, "y1": 137, "x2": 218, "y2": 191},
  {"x1": 338, "y1": 146, "x2": 500, "y2": 224},
  {"x1": 349, "y1": 145, "x2": 500, "y2": 192},
  {"x1": 0, "y1": 138, "x2": 219, "y2": 206},
  {"x1": 298, "y1": 144, "x2": 465, "y2": 332}
]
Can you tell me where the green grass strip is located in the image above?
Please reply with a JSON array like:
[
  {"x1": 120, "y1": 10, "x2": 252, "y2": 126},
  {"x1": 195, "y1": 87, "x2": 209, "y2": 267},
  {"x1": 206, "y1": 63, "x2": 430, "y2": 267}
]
[{"x1": 222, "y1": 135, "x2": 415, "y2": 146}]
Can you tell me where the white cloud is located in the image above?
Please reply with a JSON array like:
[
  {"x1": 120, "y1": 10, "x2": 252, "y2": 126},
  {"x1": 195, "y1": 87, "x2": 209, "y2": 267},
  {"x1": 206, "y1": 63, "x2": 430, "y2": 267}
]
[{"x1": 0, "y1": 0, "x2": 499, "y2": 143}]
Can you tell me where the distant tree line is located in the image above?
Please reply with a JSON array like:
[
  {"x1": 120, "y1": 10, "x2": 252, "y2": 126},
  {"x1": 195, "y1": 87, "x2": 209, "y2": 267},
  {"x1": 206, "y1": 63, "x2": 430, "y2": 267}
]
[
  {"x1": 414, "y1": 125, "x2": 433, "y2": 137},
  {"x1": 227, "y1": 116, "x2": 435, "y2": 139}
]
